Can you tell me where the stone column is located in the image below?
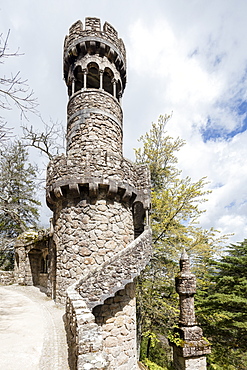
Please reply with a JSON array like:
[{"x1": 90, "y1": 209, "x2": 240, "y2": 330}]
[
  {"x1": 112, "y1": 78, "x2": 116, "y2": 98},
  {"x1": 83, "y1": 69, "x2": 87, "y2": 89},
  {"x1": 99, "y1": 69, "x2": 103, "y2": 89},
  {"x1": 171, "y1": 250, "x2": 211, "y2": 370},
  {"x1": 71, "y1": 78, "x2": 75, "y2": 95}
]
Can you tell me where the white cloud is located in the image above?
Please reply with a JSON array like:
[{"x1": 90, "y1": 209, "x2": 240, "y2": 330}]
[{"x1": 1, "y1": 0, "x2": 247, "y2": 245}]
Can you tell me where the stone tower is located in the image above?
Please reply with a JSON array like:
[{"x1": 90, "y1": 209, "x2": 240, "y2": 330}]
[
  {"x1": 46, "y1": 18, "x2": 152, "y2": 369},
  {"x1": 171, "y1": 250, "x2": 211, "y2": 370}
]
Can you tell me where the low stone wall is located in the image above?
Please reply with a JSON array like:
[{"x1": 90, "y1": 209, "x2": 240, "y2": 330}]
[
  {"x1": 66, "y1": 287, "x2": 107, "y2": 370},
  {"x1": 0, "y1": 270, "x2": 14, "y2": 285}
]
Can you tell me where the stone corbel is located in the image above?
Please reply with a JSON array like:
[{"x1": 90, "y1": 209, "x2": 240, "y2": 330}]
[
  {"x1": 89, "y1": 183, "x2": 98, "y2": 198},
  {"x1": 69, "y1": 183, "x2": 80, "y2": 197}
]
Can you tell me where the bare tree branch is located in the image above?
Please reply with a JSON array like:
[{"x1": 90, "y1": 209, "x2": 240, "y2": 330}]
[
  {"x1": 22, "y1": 117, "x2": 65, "y2": 159},
  {"x1": 0, "y1": 121, "x2": 13, "y2": 143},
  {"x1": 0, "y1": 30, "x2": 38, "y2": 120}
]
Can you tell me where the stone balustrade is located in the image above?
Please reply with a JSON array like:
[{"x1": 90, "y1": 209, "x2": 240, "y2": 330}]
[{"x1": 65, "y1": 227, "x2": 152, "y2": 369}]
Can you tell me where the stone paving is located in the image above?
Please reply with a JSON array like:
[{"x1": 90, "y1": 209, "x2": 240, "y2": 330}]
[{"x1": 0, "y1": 285, "x2": 69, "y2": 370}]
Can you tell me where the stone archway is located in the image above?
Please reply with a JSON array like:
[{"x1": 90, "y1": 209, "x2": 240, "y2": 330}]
[{"x1": 14, "y1": 229, "x2": 49, "y2": 290}]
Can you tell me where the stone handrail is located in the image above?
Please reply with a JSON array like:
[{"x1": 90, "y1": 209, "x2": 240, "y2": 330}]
[
  {"x1": 77, "y1": 227, "x2": 152, "y2": 308},
  {"x1": 66, "y1": 227, "x2": 152, "y2": 369}
]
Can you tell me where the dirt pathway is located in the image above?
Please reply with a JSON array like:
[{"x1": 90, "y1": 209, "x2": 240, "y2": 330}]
[{"x1": 0, "y1": 285, "x2": 69, "y2": 370}]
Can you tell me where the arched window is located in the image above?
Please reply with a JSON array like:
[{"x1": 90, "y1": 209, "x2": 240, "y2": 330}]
[
  {"x1": 103, "y1": 68, "x2": 114, "y2": 96},
  {"x1": 74, "y1": 65, "x2": 83, "y2": 92},
  {"x1": 68, "y1": 83, "x2": 72, "y2": 97},
  {"x1": 116, "y1": 79, "x2": 122, "y2": 101},
  {"x1": 87, "y1": 62, "x2": 100, "y2": 89},
  {"x1": 15, "y1": 252, "x2": 19, "y2": 268}
]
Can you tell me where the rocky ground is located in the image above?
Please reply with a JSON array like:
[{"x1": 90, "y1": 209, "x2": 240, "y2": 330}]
[{"x1": 0, "y1": 285, "x2": 69, "y2": 370}]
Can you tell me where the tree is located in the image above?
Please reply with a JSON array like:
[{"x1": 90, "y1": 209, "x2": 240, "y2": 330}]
[
  {"x1": 0, "y1": 30, "x2": 37, "y2": 121},
  {"x1": 196, "y1": 240, "x2": 247, "y2": 369},
  {"x1": 0, "y1": 140, "x2": 41, "y2": 270},
  {"x1": 135, "y1": 115, "x2": 226, "y2": 367}
]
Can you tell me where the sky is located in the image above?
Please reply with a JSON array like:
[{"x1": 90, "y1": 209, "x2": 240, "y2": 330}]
[{"x1": 1, "y1": 0, "x2": 247, "y2": 246}]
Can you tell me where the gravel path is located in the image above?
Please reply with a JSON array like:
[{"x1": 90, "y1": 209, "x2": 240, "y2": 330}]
[{"x1": 0, "y1": 285, "x2": 70, "y2": 370}]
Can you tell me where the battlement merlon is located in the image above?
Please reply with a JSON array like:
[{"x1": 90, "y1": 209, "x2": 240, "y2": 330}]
[
  {"x1": 63, "y1": 18, "x2": 126, "y2": 89},
  {"x1": 45, "y1": 153, "x2": 151, "y2": 211}
]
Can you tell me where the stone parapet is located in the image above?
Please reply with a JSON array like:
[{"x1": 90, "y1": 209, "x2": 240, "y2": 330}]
[
  {"x1": 64, "y1": 18, "x2": 126, "y2": 87},
  {"x1": 66, "y1": 288, "x2": 108, "y2": 370},
  {"x1": 77, "y1": 227, "x2": 152, "y2": 308},
  {"x1": 65, "y1": 227, "x2": 152, "y2": 369},
  {"x1": 46, "y1": 153, "x2": 151, "y2": 211}
]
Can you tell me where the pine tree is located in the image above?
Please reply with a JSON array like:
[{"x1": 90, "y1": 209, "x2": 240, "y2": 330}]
[
  {"x1": 197, "y1": 240, "x2": 247, "y2": 369},
  {"x1": 0, "y1": 140, "x2": 40, "y2": 269}
]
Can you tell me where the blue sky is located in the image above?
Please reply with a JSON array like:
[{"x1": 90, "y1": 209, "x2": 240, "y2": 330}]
[{"x1": 1, "y1": 0, "x2": 247, "y2": 245}]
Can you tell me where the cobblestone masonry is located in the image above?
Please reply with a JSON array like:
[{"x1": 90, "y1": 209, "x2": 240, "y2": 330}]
[
  {"x1": 0, "y1": 271, "x2": 14, "y2": 285},
  {"x1": 66, "y1": 228, "x2": 152, "y2": 370},
  {"x1": 46, "y1": 17, "x2": 152, "y2": 369}
]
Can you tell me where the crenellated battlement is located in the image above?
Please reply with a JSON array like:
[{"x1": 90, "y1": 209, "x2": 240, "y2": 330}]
[
  {"x1": 63, "y1": 17, "x2": 126, "y2": 91},
  {"x1": 46, "y1": 152, "x2": 151, "y2": 211},
  {"x1": 65, "y1": 18, "x2": 126, "y2": 61}
]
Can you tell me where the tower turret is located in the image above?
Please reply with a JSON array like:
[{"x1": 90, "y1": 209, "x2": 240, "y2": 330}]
[
  {"x1": 64, "y1": 18, "x2": 126, "y2": 158},
  {"x1": 46, "y1": 18, "x2": 152, "y2": 369}
]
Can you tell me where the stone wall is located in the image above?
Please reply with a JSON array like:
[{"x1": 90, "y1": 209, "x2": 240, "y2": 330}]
[
  {"x1": 66, "y1": 287, "x2": 107, "y2": 370},
  {"x1": 67, "y1": 91, "x2": 123, "y2": 157},
  {"x1": 93, "y1": 283, "x2": 137, "y2": 370},
  {"x1": 46, "y1": 152, "x2": 150, "y2": 194},
  {"x1": 53, "y1": 198, "x2": 134, "y2": 303},
  {"x1": 0, "y1": 270, "x2": 14, "y2": 285}
]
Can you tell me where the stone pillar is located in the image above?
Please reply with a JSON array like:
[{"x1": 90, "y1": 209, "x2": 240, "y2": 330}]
[
  {"x1": 112, "y1": 78, "x2": 117, "y2": 98},
  {"x1": 83, "y1": 69, "x2": 87, "y2": 89},
  {"x1": 171, "y1": 250, "x2": 211, "y2": 370},
  {"x1": 99, "y1": 69, "x2": 103, "y2": 89},
  {"x1": 71, "y1": 78, "x2": 75, "y2": 95}
]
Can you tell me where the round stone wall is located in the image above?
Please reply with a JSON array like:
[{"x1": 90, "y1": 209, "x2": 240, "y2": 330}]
[
  {"x1": 67, "y1": 89, "x2": 123, "y2": 158},
  {"x1": 93, "y1": 283, "x2": 138, "y2": 370},
  {"x1": 53, "y1": 198, "x2": 134, "y2": 303}
]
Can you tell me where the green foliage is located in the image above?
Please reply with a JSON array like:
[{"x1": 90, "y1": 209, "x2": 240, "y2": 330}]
[
  {"x1": 140, "y1": 335, "x2": 172, "y2": 369},
  {"x1": 196, "y1": 240, "x2": 247, "y2": 369},
  {"x1": 135, "y1": 115, "x2": 226, "y2": 368},
  {"x1": 142, "y1": 358, "x2": 169, "y2": 370},
  {"x1": 0, "y1": 140, "x2": 40, "y2": 270},
  {"x1": 135, "y1": 115, "x2": 225, "y2": 260},
  {"x1": 0, "y1": 248, "x2": 14, "y2": 270},
  {"x1": 167, "y1": 328, "x2": 184, "y2": 347}
]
